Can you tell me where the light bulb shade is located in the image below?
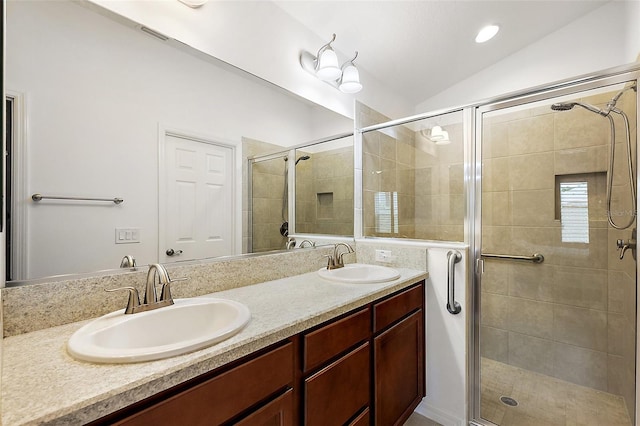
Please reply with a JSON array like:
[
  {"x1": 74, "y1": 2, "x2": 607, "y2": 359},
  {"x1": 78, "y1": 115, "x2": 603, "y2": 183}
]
[
  {"x1": 339, "y1": 64, "x2": 362, "y2": 93},
  {"x1": 429, "y1": 126, "x2": 446, "y2": 141},
  {"x1": 316, "y1": 49, "x2": 341, "y2": 81},
  {"x1": 435, "y1": 130, "x2": 450, "y2": 145}
]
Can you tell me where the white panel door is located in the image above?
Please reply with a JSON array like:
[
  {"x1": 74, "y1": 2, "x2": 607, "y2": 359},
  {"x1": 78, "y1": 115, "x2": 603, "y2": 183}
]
[{"x1": 161, "y1": 134, "x2": 234, "y2": 263}]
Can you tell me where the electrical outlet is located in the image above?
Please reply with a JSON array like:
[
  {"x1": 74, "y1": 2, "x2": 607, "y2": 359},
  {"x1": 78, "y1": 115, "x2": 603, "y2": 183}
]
[{"x1": 375, "y1": 249, "x2": 392, "y2": 263}]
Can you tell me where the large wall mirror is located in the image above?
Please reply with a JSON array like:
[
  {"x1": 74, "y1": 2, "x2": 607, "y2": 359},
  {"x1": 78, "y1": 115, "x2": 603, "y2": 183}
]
[{"x1": 5, "y1": 0, "x2": 353, "y2": 282}]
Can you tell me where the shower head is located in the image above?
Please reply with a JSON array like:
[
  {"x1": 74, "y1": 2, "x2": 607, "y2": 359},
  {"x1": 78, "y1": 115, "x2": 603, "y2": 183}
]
[
  {"x1": 550, "y1": 102, "x2": 576, "y2": 111},
  {"x1": 550, "y1": 101, "x2": 607, "y2": 116},
  {"x1": 295, "y1": 155, "x2": 311, "y2": 165}
]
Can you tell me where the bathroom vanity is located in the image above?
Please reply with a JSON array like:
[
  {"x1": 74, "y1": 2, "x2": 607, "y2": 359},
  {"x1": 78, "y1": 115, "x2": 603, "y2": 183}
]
[
  {"x1": 90, "y1": 282, "x2": 424, "y2": 425},
  {"x1": 1, "y1": 266, "x2": 427, "y2": 425}
]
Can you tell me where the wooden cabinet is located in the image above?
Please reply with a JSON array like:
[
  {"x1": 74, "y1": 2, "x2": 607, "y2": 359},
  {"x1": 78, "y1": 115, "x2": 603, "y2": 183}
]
[
  {"x1": 374, "y1": 310, "x2": 424, "y2": 425},
  {"x1": 92, "y1": 281, "x2": 425, "y2": 426}
]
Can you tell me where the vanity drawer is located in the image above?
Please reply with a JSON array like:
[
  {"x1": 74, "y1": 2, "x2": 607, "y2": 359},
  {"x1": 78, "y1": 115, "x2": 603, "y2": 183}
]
[
  {"x1": 304, "y1": 342, "x2": 370, "y2": 426},
  {"x1": 373, "y1": 283, "x2": 423, "y2": 333},
  {"x1": 114, "y1": 342, "x2": 294, "y2": 426},
  {"x1": 303, "y1": 307, "x2": 370, "y2": 372}
]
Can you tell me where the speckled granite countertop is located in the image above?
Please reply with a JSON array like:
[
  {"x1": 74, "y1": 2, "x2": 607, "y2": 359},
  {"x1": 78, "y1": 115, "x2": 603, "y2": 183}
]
[{"x1": 2, "y1": 267, "x2": 427, "y2": 426}]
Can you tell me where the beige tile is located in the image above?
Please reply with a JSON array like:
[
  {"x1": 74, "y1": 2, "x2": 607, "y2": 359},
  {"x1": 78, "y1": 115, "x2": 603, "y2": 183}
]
[
  {"x1": 554, "y1": 342, "x2": 608, "y2": 391},
  {"x1": 554, "y1": 227, "x2": 608, "y2": 269},
  {"x1": 553, "y1": 266, "x2": 607, "y2": 310},
  {"x1": 554, "y1": 146, "x2": 608, "y2": 175},
  {"x1": 362, "y1": 131, "x2": 379, "y2": 155},
  {"x1": 481, "y1": 326, "x2": 509, "y2": 363},
  {"x1": 440, "y1": 163, "x2": 464, "y2": 195},
  {"x1": 415, "y1": 167, "x2": 437, "y2": 196},
  {"x1": 508, "y1": 152, "x2": 555, "y2": 191},
  {"x1": 482, "y1": 226, "x2": 513, "y2": 253},
  {"x1": 508, "y1": 332, "x2": 554, "y2": 376},
  {"x1": 482, "y1": 157, "x2": 510, "y2": 192},
  {"x1": 508, "y1": 263, "x2": 554, "y2": 302},
  {"x1": 553, "y1": 305, "x2": 607, "y2": 351},
  {"x1": 482, "y1": 191, "x2": 512, "y2": 227},
  {"x1": 511, "y1": 189, "x2": 556, "y2": 227},
  {"x1": 554, "y1": 108, "x2": 610, "y2": 150},
  {"x1": 481, "y1": 293, "x2": 510, "y2": 329},
  {"x1": 508, "y1": 114, "x2": 554, "y2": 155},
  {"x1": 380, "y1": 134, "x2": 397, "y2": 161},
  {"x1": 508, "y1": 298, "x2": 554, "y2": 339},
  {"x1": 483, "y1": 120, "x2": 510, "y2": 159},
  {"x1": 482, "y1": 261, "x2": 509, "y2": 295}
]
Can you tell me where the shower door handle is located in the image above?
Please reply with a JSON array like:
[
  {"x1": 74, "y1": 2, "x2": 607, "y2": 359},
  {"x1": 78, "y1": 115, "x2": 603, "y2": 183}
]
[{"x1": 447, "y1": 250, "x2": 462, "y2": 315}]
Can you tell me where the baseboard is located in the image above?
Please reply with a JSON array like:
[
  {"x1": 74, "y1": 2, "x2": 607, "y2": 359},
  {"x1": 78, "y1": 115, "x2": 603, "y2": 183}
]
[{"x1": 414, "y1": 399, "x2": 465, "y2": 426}]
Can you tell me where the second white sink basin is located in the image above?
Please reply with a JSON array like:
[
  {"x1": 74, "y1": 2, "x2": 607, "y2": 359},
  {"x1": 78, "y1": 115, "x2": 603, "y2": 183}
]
[
  {"x1": 317, "y1": 263, "x2": 400, "y2": 284},
  {"x1": 67, "y1": 297, "x2": 251, "y2": 364}
]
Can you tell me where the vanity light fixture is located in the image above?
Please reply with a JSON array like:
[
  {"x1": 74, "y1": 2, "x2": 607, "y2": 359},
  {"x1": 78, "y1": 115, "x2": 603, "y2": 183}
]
[
  {"x1": 300, "y1": 34, "x2": 363, "y2": 94},
  {"x1": 422, "y1": 126, "x2": 451, "y2": 145},
  {"x1": 475, "y1": 24, "x2": 500, "y2": 43}
]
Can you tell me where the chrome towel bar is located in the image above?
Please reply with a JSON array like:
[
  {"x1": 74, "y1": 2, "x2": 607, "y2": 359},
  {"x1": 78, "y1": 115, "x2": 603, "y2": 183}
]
[
  {"x1": 481, "y1": 253, "x2": 544, "y2": 264},
  {"x1": 447, "y1": 250, "x2": 462, "y2": 315},
  {"x1": 32, "y1": 193, "x2": 124, "y2": 205}
]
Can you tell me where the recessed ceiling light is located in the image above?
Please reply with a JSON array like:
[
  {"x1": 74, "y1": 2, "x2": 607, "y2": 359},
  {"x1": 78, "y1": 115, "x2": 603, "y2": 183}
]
[{"x1": 475, "y1": 24, "x2": 500, "y2": 43}]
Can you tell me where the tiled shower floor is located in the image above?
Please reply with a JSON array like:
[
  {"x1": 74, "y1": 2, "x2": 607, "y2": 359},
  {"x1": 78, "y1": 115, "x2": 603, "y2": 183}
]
[{"x1": 481, "y1": 358, "x2": 632, "y2": 426}]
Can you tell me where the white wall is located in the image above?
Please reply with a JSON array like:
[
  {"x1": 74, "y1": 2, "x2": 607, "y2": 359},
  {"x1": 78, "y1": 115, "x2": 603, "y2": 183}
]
[
  {"x1": 416, "y1": 247, "x2": 468, "y2": 426},
  {"x1": 416, "y1": 1, "x2": 640, "y2": 112},
  {"x1": 6, "y1": 0, "x2": 351, "y2": 280},
  {"x1": 87, "y1": 0, "x2": 415, "y2": 121}
]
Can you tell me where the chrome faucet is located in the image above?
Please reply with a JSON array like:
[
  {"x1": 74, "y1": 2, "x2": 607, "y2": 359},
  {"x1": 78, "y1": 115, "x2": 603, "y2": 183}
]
[
  {"x1": 106, "y1": 264, "x2": 186, "y2": 314},
  {"x1": 324, "y1": 243, "x2": 355, "y2": 270},
  {"x1": 617, "y1": 228, "x2": 637, "y2": 260},
  {"x1": 286, "y1": 238, "x2": 296, "y2": 250},
  {"x1": 119, "y1": 255, "x2": 137, "y2": 268},
  {"x1": 299, "y1": 239, "x2": 316, "y2": 248}
]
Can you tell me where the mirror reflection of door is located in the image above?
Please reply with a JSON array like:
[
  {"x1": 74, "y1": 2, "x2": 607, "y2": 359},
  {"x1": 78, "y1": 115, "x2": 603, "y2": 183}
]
[{"x1": 160, "y1": 133, "x2": 235, "y2": 263}]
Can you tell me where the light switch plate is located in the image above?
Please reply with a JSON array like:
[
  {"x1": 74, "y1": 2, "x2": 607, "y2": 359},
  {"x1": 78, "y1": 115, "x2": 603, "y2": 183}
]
[{"x1": 115, "y1": 228, "x2": 140, "y2": 244}]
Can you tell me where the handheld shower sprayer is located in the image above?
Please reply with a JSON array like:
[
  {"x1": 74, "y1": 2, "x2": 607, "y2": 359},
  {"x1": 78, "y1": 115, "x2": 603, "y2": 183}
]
[{"x1": 551, "y1": 83, "x2": 637, "y2": 230}]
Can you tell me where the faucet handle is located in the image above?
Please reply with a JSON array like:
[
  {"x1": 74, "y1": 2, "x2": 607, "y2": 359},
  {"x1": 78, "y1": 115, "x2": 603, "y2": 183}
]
[
  {"x1": 323, "y1": 254, "x2": 335, "y2": 269},
  {"x1": 105, "y1": 287, "x2": 141, "y2": 314},
  {"x1": 160, "y1": 276, "x2": 188, "y2": 302}
]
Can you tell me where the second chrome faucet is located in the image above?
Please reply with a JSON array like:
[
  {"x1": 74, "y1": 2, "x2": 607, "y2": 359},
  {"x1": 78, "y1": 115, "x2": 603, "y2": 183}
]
[{"x1": 106, "y1": 264, "x2": 187, "y2": 314}]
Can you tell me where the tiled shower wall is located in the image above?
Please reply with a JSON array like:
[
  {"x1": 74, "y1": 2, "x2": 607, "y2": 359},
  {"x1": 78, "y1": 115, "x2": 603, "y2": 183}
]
[
  {"x1": 481, "y1": 89, "x2": 637, "y2": 417},
  {"x1": 243, "y1": 138, "x2": 287, "y2": 253},
  {"x1": 360, "y1": 104, "x2": 464, "y2": 242},
  {"x1": 295, "y1": 146, "x2": 354, "y2": 236}
]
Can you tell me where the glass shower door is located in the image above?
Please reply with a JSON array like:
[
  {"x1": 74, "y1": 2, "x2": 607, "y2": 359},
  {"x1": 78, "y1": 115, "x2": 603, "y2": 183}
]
[{"x1": 478, "y1": 80, "x2": 637, "y2": 425}]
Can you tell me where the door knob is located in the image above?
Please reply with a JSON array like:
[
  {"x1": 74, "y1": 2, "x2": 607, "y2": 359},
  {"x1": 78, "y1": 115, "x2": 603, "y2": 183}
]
[{"x1": 166, "y1": 248, "x2": 183, "y2": 256}]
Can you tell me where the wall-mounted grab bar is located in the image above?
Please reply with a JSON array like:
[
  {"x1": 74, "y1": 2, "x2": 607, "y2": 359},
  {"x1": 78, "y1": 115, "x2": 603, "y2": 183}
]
[
  {"x1": 32, "y1": 194, "x2": 124, "y2": 205},
  {"x1": 447, "y1": 250, "x2": 462, "y2": 315},
  {"x1": 481, "y1": 253, "x2": 544, "y2": 264}
]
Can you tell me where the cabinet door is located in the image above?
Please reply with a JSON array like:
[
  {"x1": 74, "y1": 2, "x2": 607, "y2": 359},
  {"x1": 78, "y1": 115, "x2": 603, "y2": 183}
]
[
  {"x1": 374, "y1": 310, "x2": 424, "y2": 426},
  {"x1": 234, "y1": 389, "x2": 294, "y2": 426},
  {"x1": 304, "y1": 342, "x2": 370, "y2": 426}
]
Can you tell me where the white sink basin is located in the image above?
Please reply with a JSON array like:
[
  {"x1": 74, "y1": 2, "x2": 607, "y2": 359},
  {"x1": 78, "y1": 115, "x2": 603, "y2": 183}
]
[
  {"x1": 317, "y1": 263, "x2": 400, "y2": 284},
  {"x1": 67, "y1": 298, "x2": 251, "y2": 363}
]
